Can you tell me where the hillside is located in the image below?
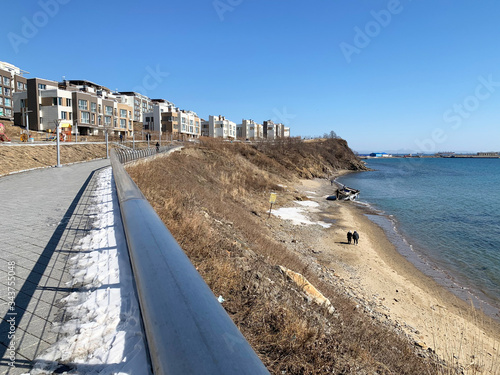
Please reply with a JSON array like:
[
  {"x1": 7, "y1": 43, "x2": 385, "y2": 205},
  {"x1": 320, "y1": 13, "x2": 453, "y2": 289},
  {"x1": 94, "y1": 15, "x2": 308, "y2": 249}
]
[
  {"x1": 0, "y1": 144, "x2": 106, "y2": 176},
  {"x1": 126, "y1": 139, "x2": 442, "y2": 374}
]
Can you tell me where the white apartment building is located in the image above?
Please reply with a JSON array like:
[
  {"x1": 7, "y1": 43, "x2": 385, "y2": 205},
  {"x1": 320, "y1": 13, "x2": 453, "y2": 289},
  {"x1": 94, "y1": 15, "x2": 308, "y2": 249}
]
[
  {"x1": 143, "y1": 101, "x2": 175, "y2": 133},
  {"x1": 207, "y1": 115, "x2": 236, "y2": 139},
  {"x1": 237, "y1": 119, "x2": 263, "y2": 140},
  {"x1": 116, "y1": 92, "x2": 154, "y2": 123},
  {"x1": 143, "y1": 101, "x2": 201, "y2": 139}
]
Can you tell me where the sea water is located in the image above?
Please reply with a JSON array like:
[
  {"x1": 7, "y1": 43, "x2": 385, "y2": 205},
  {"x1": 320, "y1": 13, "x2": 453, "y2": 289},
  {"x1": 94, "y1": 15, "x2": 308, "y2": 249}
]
[{"x1": 337, "y1": 157, "x2": 500, "y2": 317}]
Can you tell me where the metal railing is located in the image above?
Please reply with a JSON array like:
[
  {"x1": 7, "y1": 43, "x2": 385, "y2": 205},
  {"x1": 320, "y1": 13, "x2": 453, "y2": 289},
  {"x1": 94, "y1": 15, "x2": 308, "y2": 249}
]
[
  {"x1": 113, "y1": 144, "x2": 175, "y2": 164},
  {"x1": 110, "y1": 149, "x2": 269, "y2": 375}
]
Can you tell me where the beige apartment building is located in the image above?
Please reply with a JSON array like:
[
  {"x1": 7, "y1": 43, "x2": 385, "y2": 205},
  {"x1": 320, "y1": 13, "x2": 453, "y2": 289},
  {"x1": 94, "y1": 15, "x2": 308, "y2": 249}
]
[
  {"x1": 14, "y1": 79, "x2": 133, "y2": 137},
  {"x1": 143, "y1": 100, "x2": 201, "y2": 139}
]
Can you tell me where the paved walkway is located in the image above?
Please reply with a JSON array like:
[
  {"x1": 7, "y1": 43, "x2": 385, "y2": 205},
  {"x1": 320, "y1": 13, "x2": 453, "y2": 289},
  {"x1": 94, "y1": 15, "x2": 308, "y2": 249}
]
[{"x1": 0, "y1": 160, "x2": 110, "y2": 374}]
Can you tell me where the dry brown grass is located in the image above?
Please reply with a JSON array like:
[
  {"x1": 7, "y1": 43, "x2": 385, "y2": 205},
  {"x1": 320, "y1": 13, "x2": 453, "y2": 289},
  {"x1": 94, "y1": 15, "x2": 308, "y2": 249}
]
[
  {"x1": 127, "y1": 139, "x2": 443, "y2": 374},
  {"x1": 0, "y1": 143, "x2": 106, "y2": 176}
]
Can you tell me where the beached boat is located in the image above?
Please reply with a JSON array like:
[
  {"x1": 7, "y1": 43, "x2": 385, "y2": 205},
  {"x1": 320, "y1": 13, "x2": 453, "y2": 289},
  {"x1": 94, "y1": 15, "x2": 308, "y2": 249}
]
[{"x1": 327, "y1": 185, "x2": 360, "y2": 201}]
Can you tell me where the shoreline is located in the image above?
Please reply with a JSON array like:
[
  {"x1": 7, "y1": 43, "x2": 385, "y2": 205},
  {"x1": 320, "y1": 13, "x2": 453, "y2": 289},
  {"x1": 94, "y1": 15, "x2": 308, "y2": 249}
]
[{"x1": 288, "y1": 177, "x2": 500, "y2": 372}]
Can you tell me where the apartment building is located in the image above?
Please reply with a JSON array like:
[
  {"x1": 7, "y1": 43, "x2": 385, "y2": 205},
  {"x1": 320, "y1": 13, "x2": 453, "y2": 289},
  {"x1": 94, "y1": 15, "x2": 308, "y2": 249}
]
[
  {"x1": 263, "y1": 119, "x2": 277, "y2": 140},
  {"x1": 237, "y1": 119, "x2": 263, "y2": 140},
  {"x1": 0, "y1": 61, "x2": 27, "y2": 120},
  {"x1": 117, "y1": 92, "x2": 154, "y2": 123},
  {"x1": 14, "y1": 78, "x2": 60, "y2": 131},
  {"x1": 204, "y1": 115, "x2": 236, "y2": 139},
  {"x1": 262, "y1": 120, "x2": 290, "y2": 140},
  {"x1": 14, "y1": 79, "x2": 133, "y2": 136},
  {"x1": 143, "y1": 100, "x2": 201, "y2": 139}
]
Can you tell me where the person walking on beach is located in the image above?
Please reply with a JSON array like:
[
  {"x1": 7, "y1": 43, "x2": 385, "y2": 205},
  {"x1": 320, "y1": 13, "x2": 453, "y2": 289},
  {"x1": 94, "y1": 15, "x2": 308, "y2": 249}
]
[
  {"x1": 352, "y1": 230, "x2": 359, "y2": 245},
  {"x1": 347, "y1": 230, "x2": 352, "y2": 244}
]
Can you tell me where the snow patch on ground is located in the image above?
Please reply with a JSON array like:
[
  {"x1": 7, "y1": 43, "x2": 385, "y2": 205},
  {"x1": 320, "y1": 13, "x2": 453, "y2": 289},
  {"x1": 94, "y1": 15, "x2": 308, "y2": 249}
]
[
  {"x1": 294, "y1": 200, "x2": 320, "y2": 208},
  {"x1": 272, "y1": 201, "x2": 331, "y2": 228},
  {"x1": 28, "y1": 167, "x2": 151, "y2": 375}
]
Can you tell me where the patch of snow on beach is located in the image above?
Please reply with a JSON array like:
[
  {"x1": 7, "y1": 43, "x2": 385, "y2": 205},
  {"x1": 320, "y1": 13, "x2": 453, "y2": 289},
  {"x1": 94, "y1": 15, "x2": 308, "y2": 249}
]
[
  {"x1": 305, "y1": 191, "x2": 317, "y2": 195},
  {"x1": 29, "y1": 167, "x2": 151, "y2": 375},
  {"x1": 294, "y1": 200, "x2": 320, "y2": 208},
  {"x1": 272, "y1": 201, "x2": 331, "y2": 228}
]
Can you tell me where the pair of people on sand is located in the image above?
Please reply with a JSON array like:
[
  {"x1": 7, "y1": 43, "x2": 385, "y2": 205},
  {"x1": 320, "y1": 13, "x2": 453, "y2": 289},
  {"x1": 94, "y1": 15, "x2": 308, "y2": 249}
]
[{"x1": 347, "y1": 230, "x2": 359, "y2": 245}]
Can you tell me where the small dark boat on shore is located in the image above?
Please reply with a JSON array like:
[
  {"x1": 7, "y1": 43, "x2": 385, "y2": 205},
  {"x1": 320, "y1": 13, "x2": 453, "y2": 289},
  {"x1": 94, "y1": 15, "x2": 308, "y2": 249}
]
[{"x1": 327, "y1": 185, "x2": 360, "y2": 201}]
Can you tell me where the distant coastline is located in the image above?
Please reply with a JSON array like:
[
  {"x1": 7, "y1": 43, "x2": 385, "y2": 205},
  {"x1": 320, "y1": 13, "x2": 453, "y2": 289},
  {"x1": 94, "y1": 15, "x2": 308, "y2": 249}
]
[{"x1": 360, "y1": 152, "x2": 500, "y2": 159}]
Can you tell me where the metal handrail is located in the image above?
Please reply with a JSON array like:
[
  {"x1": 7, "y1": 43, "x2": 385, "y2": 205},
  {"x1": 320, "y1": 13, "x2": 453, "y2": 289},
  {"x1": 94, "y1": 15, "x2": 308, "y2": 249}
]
[{"x1": 110, "y1": 149, "x2": 269, "y2": 375}]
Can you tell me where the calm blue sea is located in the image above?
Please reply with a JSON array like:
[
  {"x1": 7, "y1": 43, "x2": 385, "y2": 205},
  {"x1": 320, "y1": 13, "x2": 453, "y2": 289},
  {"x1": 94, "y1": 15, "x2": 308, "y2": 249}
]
[{"x1": 338, "y1": 157, "x2": 500, "y2": 317}]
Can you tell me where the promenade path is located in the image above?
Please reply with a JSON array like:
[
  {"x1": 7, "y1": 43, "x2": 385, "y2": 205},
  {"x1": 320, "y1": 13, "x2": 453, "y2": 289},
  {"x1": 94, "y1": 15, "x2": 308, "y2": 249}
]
[{"x1": 0, "y1": 160, "x2": 111, "y2": 374}]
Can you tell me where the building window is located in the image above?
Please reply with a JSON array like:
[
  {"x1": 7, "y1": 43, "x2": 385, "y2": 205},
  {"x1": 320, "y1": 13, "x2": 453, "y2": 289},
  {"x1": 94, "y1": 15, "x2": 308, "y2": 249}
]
[
  {"x1": 5, "y1": 108, "x2": 11, "y2": 116},
  {"x1": 81, "y1": 112, "x2": 90, "y2": 124},
  {"x1": 38, "y1": 83, "x2": 46, "y2": 90},
  {"x1": 128, "y1": 120, "x2": 132, "y2": 129},
  {"x1": 114, "y1": 118, "x2": 117, "y2": 127},
  {"x1": 120, "y1": 109, "x2": 127, "y2": 118},
  {"x1": 92, "y1": 113, "x2": 96, "y2": 124},
  {"x1": 58, "y1": 97, "x2": 62, "y2": 105},
  {"x1": 105, "y1": 106, "x2": 113, "y2": 116},
  {"x1": 120, "y1": 119, "x2": 126, "y2": 128},
  {"x1": 0, "y1": 97, "x2": 3, "y2": 105},
  {"x1": 4, "y1": 77, "x2": 11, "y2": 86},
  {"x1": 17, "y1": 82, "x2": 23, "y2": 91},
  {"x1": 4, "y1": 88, "x2": 11, "y2": 96},
  {"x1": 0, "y1": 87, "x2": 2, "y2": 95},
  {"x1": 66, "y1": 98, "x2": 72, "y2": 106},
  {"x1": 98, "y1": 116, "x2": 102, "y2": 125},
  {"x1": 78, "y1": 99, "x2": 88, "y2": 110},
  {"x1": 61, "y1": 111, "x2": 67, "y2": 119},
  {"x1": 53, "y1": 97, "x2": 58, "y2": 105},
  {"x1": 105, "y1": 116, "x2": 111, "y2": 126},
  {"x1": 4, "y1": 98, "x2": 11, "y2": 107},
  {"x1": 69, "y1": 112, "x2": 72, "y2": 120},
  {"x1": 91, "y1": 102, "x2": 97, "y2": 113}
]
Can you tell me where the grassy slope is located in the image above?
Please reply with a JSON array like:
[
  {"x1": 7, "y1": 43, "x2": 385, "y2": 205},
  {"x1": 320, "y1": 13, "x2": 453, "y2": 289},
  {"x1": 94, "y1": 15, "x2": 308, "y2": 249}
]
[
  {"x1": 0, "y1": 144, "x2": 106, "y2": 176},
  {"x1": 127, "y1": 139, "x2": 441, "y2": 374}
]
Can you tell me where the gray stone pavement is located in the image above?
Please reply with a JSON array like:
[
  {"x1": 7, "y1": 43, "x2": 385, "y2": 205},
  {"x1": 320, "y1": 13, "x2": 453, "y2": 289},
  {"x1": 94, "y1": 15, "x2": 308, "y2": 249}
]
[{"x1": 0, "y1": 160, "x2": 110, "y2": 374}]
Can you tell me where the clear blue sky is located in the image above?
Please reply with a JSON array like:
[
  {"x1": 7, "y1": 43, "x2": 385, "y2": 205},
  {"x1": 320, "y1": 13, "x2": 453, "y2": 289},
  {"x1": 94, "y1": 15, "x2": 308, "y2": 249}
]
[{"x1": 3, "y1": 0, "x2": 500, "y2": 153}]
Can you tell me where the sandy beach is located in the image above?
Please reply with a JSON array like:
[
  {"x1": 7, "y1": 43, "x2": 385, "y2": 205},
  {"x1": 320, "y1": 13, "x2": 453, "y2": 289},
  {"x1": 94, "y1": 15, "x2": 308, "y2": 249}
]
[{"x1": 273, "y1": 177, "x2": 500, "y2": 373}]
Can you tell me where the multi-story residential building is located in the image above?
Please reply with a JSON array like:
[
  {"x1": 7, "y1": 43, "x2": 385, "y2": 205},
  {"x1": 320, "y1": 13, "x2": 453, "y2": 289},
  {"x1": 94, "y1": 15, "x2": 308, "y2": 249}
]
[
  {"x1": 263, "y1": 119, "x2": 277, "y2": 140},
  {"x1": 143, "y1": 100, "x2": 201, "y2": 139},
  {"x1": 14, "y1": 79, "x2": 133, "y2": 137},
  {"x1": 205, "y1": 115, "x2": 236, "y2": 139},
  {"x1": 117, "y1": 92, "x2": 154, "y2": 123},
  {"x1": 14, "y1": 77, "x2": 60, "y2": 131},
  {"x1": 0, "y1": 61, "x2": 28, "y2": 120},
  {"x1": 237, "y1": 119, "x2": 263, "y2": 140},
  {"x1": 283, "y1": 126, "x2": 290, "y2": 138},
  {"x1": 262, "y1": 120, "x2": 290, "y2": 140}
]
